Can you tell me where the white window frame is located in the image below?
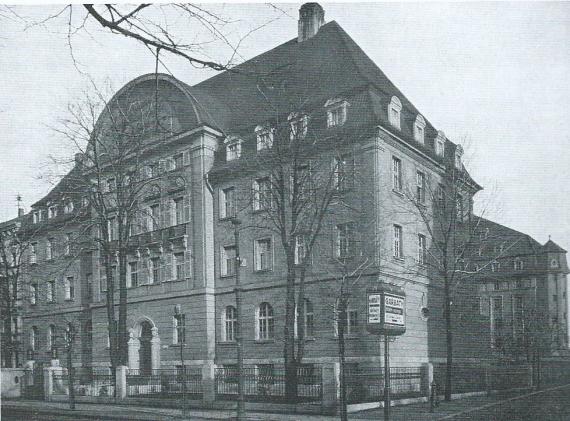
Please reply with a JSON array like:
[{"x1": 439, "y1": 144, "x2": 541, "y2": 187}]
[
  {"x1": 254, "y1": 238, "x2": 273, "y2": 272},
  {"x1": 64, "y1": 276, "x2": 74, "y2": 300},
  {"x1": 47, "y1": 280, "x2": 55, "y2": 303},
  {"x1": 149, "y1": 204, "x2": 160, "y2": 231},
  {"x1": 455, "y1": 145, "x2": 463, "y2": 169},
  {"x1": 47, "y1": 324, "x2": 56, "y2": 350},
  {"x1": 388, "y1": 96, "x2": 402, "y2": 130},
  {"x1": 255, "y1": 125, "x2": 274, "y2": 151},
  {"x1": 335, "y1": 305, "x2": 358, "y2": 336},
  {"x1": 30, "y1": 284, "x2": 37, "y2": 305},
  {"x1": 294, "y1": 299, "x2": 315, "y2": 338},
  {"x1": 257, "y1": 302, "x2": 274, "y2": 340},
  {"x1": 128, "y1": 261, "x2": 138, "y2": 288},
  {"x1": 173, "y1": 314, "x2": 186, "y2": 345},
  {"x1": 223, "y1": 305, "x2": 237, "y2": 342},
  {"x1": 435, "y1": 131, "x2": 446, "y2": 157},
  {"x1": 288, "y1": 113, "x2": 309, "y2": 141},
  {"x1": 418, "y1": 233, "x2": 427, "y2": 265},
  {"x1": 30, "y1": 327, "x2": 37, "y2": 351},
  {"x1": 63, "y1": 199, "x2": 74, "y2": 214},
  {"x1": 173, "y1": 197, "x2": 184, "y2": 225},
  {"x1": 294, "y1": 234, "x2": 307, "y2": 265},
  {"x1": 174, "y1": 252, "x2": 185, "y2": 280},
  {"x1": 149, "y1": 257, "x2": 160, "y2": 284},
  {"x1": 324, "y1": 98, "x2": 349, "y2": 128},
  {"x1": 414, "y1": 114, "x2": 426, "y2": 144},
  {"x1": 334, "y1": 154, "x2": 355, "y2": 191},
  {"x1": 48, "y1": 205, "x2": 58, "y2": 219},
  {"x1": 225, "y1": 136, "x2": 242, "y2": 161},
  {"x1": 393, "y1": 224, "x2": 403, "y2": 259},
  {"x1": 252, "y1": 177, "x2": 272, "y2": 211},
  {"x1": 30, "y1": 243, "x2": 37, "y2": 264},
  {"x1": 220, "y1": 187, "x2": 236, "y2": 219},
  {"x1": 64, "y1": 234, "x2": 71, "y2": 256},
  {"x1": 46, "y1": 238, "x2": 53, "y2": 260},
  {"x1": 221, "y1": 245, "x2": 236, "y2": 277},
  {"x1": 392, "y1": 156, "x2": 402, "y2": 191},
  {"x1": 514, "y1": 259, "x2": 524, "y2": 271},
  {"x1": 335, "y1": 222, "x2": 355, "y2": 259},
  {"x1": 416, "y1": 170, "x2": 426, "y2": 204},
  {"x1": 32, "y1": 211, "x2": 39, "y2": 224}
]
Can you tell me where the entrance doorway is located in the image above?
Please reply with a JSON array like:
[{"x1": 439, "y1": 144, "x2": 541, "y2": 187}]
[{"x1": 139, "y1": 321, "x2": 153, "y2": 375}]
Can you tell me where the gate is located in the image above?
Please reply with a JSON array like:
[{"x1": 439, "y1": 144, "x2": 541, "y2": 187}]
[{"x1": 22, "y1": 363, "x2": 45, "y2": 400}]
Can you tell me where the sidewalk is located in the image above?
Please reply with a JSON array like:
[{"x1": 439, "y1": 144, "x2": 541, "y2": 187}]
[{"x1": 0, "y1": 388, "x2": 552, "y2": 421}]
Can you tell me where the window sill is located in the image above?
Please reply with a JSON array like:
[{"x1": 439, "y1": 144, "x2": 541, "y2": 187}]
[
  {"x1": 220, "y1": 274, "x2": 236, "y2": 279},
  {"x1": 254, "y1": 339, "x2": 275, "y2": 344},
  {"x1": 254, "y1": 269, "x2": 273, "y2": 274}
]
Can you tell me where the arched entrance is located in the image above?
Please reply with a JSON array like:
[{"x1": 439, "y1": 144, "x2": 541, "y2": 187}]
[
  {"x1": 139, "y1": 321, "x2": 153, "y2": 375},
  {"x1": 128, "y1": 318, "x2": 161, "y2": 371}
]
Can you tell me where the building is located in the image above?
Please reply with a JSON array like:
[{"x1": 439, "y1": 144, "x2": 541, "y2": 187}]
[{"x1": 9, "y1": 3, "x2": 568, "y2": 380}]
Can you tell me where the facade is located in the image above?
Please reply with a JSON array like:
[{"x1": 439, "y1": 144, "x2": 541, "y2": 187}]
[{"x1": 7, "y1": 3, "x2": 568, "y2": 378}]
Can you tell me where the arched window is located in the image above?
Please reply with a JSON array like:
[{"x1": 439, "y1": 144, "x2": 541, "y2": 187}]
[
  {"x1": 388, "y1": 96, "x2": 402, "y2": 130},
  {"x1": 413, "y1": 114, "x2": 426, "y2": 144},
  {"x1": 223, "y1": 305, "x2": 237, "y2": 342},
  {"x1": 30, "y1": 326, "x2": 38, "y2": 351},
  {"x1": 257, "y1": 302, "x2": 274, "y2": 340}
]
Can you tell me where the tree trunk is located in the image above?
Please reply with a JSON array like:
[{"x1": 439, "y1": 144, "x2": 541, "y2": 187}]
[
  {"x1": 118, "y1": 251, "x2": 129, "y2": 366},
  {"x1": 103, "y1": 251, "x2": 119, "y2": 391},
  {"x1": 444, "y1": 278, "x2": 453, "y2": 401},
  {"x1": 338, "y1": 300, "x2": 348, "y2": 421},
  {"x1": 67, "y1": 346, "x2": 76, "y2": 410},
  {"x1": 284, "y1": 256, "x2": 298, "y2": 400},
  {"x1": 4, "y1": 299, "x2": 13, "y2": 368}
]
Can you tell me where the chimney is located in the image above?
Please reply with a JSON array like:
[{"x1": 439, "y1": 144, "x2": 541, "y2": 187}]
[
  {"x1": 298, "y1": 3, "x2": 325, "y2": 43},
  {"x1": 18, "y1": 208, "x2": 24, "y2": 217}
]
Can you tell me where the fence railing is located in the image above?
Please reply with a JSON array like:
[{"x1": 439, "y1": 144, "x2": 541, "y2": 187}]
[
  {"x1": 51, "y1": 368, "x2": 114, "y2": 397},
  {"x1": 344, "y1": 366, "x2": 423, "y2": 404},
  {"x1": 126, "y1": 368, "x2": 202, "y2": 398},
  {"x1": 215, "y1": 365, "x2": 322, "y2": 403}
]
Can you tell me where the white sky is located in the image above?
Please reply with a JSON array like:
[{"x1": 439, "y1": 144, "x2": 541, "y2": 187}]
[{"x1": 1, "y1": 2, "x2": 569, "y2": 252}]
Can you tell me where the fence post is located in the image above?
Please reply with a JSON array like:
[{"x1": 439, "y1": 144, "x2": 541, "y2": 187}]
[
  {"x1": 202, "y1": 361, "x2": 216, "y2": 406},
  {"x1": 421, "y1": 363, "x2": 433, "y2": 399},
  {"x1": 116, "y1": 366, "x2": 128, "y2": 399},
  {"x1": 321, "y1": 362, "x2": 340, "y2": 414},
  {"x1": 43, "y1": 367, "x2": 53, "y2": 401}
]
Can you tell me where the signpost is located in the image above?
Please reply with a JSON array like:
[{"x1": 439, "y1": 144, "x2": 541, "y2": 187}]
[{"x1": 367, "y1": 285, "x2": 406, "y2": 421}]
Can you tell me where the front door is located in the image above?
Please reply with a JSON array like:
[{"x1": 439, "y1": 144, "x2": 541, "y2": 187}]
[{"x1": 139, "y1": 321, "x2": 153, "y2": 375}]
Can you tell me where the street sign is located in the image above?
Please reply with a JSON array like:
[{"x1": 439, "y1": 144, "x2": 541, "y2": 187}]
[{"x1": 366, "y1": 285, "x2": 406, "y2": 336}]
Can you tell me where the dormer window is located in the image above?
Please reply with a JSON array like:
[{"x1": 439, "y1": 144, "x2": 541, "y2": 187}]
[
  {"x1": 63, "y1": 199, "x2": 74, "y2": 214},
  {"x1": 225, "y1": 136, "x2": 242, "y2": 161},
  {"x1": 48, "y1": 205, "x2": 58, "y2": 219},
  {"x1": 455, "y1": 145, "x2": 463, "y2": 169},
  {"x1": 255, "y1": 126, "x2": 274, "y2": 151},
  {"x1": 388, "y1": 96, "x2": 402, "y2": 130},
  {"x1": 32, "y1": 211, "x2": 39, "y2": 224},
  {"x1": 288, "y1": 113, "x2": 308, "y2": 140},
  {"x1": 325, "y1": 98, "x2": 349, "y2": 128},
  {"x1": 414, "y1": 114, "x2": 426, "y2": 144},
  {"x1": 435, "y1": 131, "x2": 446, "y2": 157}
]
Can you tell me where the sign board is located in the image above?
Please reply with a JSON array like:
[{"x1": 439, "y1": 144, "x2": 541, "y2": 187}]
[{"x1": 366, "y1": 285, "x2": 406, "y2": 336}]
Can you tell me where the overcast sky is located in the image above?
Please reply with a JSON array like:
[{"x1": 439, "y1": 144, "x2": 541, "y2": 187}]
[{"x1": 1, "y1": 2, "x2": 569, "y2": 252}]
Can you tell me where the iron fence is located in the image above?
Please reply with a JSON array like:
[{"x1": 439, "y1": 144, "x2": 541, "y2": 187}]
[
  {"x1": 126, "y1": 368, "x2": 202, "y2": 398},
  {"x1": 344, "y1": 365, "x2": 423, "y2": 403},
  {"x1": 51, "y1": 367, "x2": 114, "y2": 397},
  {"x1": 215, "y1": 365, "x2": 322, "y2": 403}
]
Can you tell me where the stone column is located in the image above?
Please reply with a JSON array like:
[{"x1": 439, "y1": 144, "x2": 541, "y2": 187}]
[
  {"x1": 321, "y1": 362, "x2": 340, "y2": 414},
  {"x1": 128, "y1": 329, "x2": 140, "y2": 370},
  {"x1": 421, "y1": 363, "x2": 433, "y2": 398},
  {"x1": 150, "y1": 327, "x2": 161, "y2": 370},
  {"x1": 115, "y1": 366, "x2": 128, "y2": 399},
  {"x1": 201, "y1": 361, "x2": 216, "y2": 407}
]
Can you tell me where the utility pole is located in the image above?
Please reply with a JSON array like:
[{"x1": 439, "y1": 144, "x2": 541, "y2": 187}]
[{"x1": 232, "y1": 217, "x2": 246, "y2": 421}]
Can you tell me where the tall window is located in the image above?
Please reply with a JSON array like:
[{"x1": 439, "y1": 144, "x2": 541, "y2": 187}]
[
  {"x1": 257, "y1": 302, "x2": 274, "y2": 340},
  {"x1": 30, "y1": 243, "x2": 37, "y2": 264},
  {"x1": 150, "y1": 204, "x2": 160, "y2": 231},
  {"x1": 129, "y1": 262, "x2": 138, "y2": 288},
  {"x1": 492, "y1": 296, "x2": 503, "y2": 348},
  {"x1": 388, "y1": 96, "x2": 402, "y2": 130},
  {"x1": 255, "y1": 126, "x2": 274, "y2": 151},
  {"x1": 174, "y1": 253, "x2": 185, "y2": 280},
  {"x1": 30, "y1": 284, "x2": 37, "y2": 305},
  {"x1": 514, "y1": 259, "x2": 524, "y2": 271},
  {"x1": 294, "y1": 235, "x2": 307, "y2": 265},
  {"x1": 435, "y1": 131, "x2": 446, "y2": 157},
  {"x1": 30, "y1": 326, "x2": 37, "y2": 351},
  {"x1": 325, "y1": 98, "x2": 348, "y2": 128},
  {"x1": 393, "y1": 225, "x2": 403, "y2": 259},
  {"x1": 455, "y1": 146, "x2": 463, "y2": 169},
  {"x1": 418, "y1": 234, "x2": 427, "y2": 265},
  {"x1": 48, "y1": 324, "x2": 56, "y2": 350},
  {"x1": 150, "y1": 257, "x2": 161, "y2": 284},
  {"x1": 288, "y1": 114, "x2": 308, "y2": 140},
  {"x1": 392, "y1": 157, "x2": 402, "y2": 191},
  {"x1": 46, "y1": 238, "x2": 54, "y2": 260},
  {"x1": 334, "y1": 154, "x2": 355, "y2": 191},
  {"x1": 295, "y1": 299, "x2": 314, "y2": 338},
  {"x1": 32, "y1": 211, "x2": 39, "y2": 224},
  {"x1": 174, "y1": 197, "x2": 185, "y2": 225},
  {"x1": 220, "y1": 187, "x2": 236, "y2": 219},
  {"x1": 335, "y1": 223, "x2": 355, "y2": 259},
  {"x1": 64, "y1": 234, "x2": 71, "y2": 256},
  {"x1": 107, "y1": 217, "x2": 118, "y2": 241},
  {"x1": 173, "y1": 153, "x2": 184, "y2": 170},
  {"x1": 221, "y1": 245, "x2": 236, "y2": 277},
  {"x1": 64, "y1": 199, "x2": 74, "y2": 214},
  {"x1": 48, "y1": 205, "x2": 58, "y2": 219},
  {"x1": 224, "y1": 306, "x2": 237, "y2": 342},
  {"x1": 47, "y1": 280, "x2": 55, "y2": 303},
  {"x1": 253, "y1": 177, "x2": 272, "y2": 211},
  {"x1": 336, "y1": 306, "x2": 358, "y2": 336},
  {"x1": 491, "y1": 261, "x2": 500, "y2": 272},
  {"x1": 64, "y1": 277, "x2": 74, "y2": 300},
  {"x1": 254, "y1": 238, "x2": 272, "y2": 271},
  {"x1": 225, "y1": 137, "x2": 242, "y2": 161},
  {"x1": 86, "y1": 273, "x2": 93, "y2": 302},
  {"x1": 414, "y1": 114, "x2": 426, "y2": 144},
  {"x1": 173, "y1": 314, "x2": 186, "y2": 344},
  {"x1": 456, "y1": 194, "x2": 464, "y2": 221},
  {"x1": 416, "y1": 171, "x2": 426, "y2": 203}
]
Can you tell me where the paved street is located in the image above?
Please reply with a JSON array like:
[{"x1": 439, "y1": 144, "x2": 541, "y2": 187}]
[{"x1": 2, "y1": 384, "x2": 570, "y2": 421}]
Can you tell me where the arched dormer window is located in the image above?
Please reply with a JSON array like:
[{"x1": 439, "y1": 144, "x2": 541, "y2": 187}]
[
  {"x1": 63, "y1": 198, "x2": 74, "y2": 214},
  {"x1": 288, "y1": 112, "x2": 309, "y2": 141},
  {"x1": 414, "y1": 114, "x2": 426, "y2": 144},
  {"x1": 435, "y1": 130, "x2": 446, "y2": 157},
  {"x1": 455, "y1": 145, "x2": 463, "y2": 169},
  {"x1": 255, "y1": 125, "x2": 273, "y2": 151},
  {"x1": 324, "y1": 98, "x2": 349, "y2": 128},
  {"x1": 388, "y1": 96, "x2": 402, "y2": 130},
  {"x1": 225, "y1": 136, "x2": 242, "y2": 161}
]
